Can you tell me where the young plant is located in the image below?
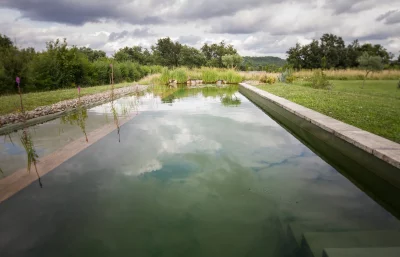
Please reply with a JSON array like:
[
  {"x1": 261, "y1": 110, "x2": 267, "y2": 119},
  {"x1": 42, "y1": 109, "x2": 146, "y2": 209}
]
[{"x1": 357, "y1": 52, "x2": 384, "y2": 88}]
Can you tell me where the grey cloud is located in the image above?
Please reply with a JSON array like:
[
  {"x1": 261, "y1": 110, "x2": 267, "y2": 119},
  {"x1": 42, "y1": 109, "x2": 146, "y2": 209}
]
[
  {"x1": 1, "y1": 0, "x2": 172, "y2": 25},
  {"x1": 377, "y1": 10, "x2": 400, "y2": 24},
  {"x1": 326, "y1": 0, "x2": 396, "y2": 15},
  {"x1": 174, "y1": 0, "x2": 279, "y2": 19},
  {"x1": 109, "y1": 28, "x2": 156, "y2": 41},
  {"x1": 177, "y1": 35, "x2": 201, "y2": 45}
]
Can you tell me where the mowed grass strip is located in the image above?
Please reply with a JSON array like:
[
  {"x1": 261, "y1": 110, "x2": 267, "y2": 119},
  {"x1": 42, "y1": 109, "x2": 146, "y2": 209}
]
[
  {"x1": 0, "y1": 83, "x2": 132, "y2": 116},
  {"x1": 257, "y1": 80, "x2": 400, "y2": 143}
]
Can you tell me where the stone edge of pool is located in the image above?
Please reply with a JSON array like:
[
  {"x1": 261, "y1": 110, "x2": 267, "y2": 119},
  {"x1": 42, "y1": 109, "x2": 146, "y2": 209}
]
[
  {"x1": 239, "y1": 83, "x2": 400, "y2": 170},
  {"x1": 240, "y1": 82, "x2": 400, "y2": 217}
]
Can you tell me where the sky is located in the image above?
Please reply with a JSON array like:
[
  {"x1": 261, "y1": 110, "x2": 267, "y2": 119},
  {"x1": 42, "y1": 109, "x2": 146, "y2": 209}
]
[{"x1": 0, "y1": 0, "x2": 399, "y2": 58}]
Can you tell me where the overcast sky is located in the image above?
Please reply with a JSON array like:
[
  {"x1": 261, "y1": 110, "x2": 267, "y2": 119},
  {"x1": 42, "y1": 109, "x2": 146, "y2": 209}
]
[{"x1": 0, "y1": 0, "x2": 399, "y2": 58}]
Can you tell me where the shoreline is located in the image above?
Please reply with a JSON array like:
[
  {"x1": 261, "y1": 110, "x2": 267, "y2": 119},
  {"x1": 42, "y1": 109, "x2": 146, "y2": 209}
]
[{"x1": 0, "y1": 84, "x2": 147, "y2": 135}]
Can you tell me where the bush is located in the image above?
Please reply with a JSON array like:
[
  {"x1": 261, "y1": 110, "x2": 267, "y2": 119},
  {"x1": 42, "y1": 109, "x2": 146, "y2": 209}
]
[
  {"x1": 260, "y1": 75, "x2": 277, "y2": 84},
  {"x1": 306, "y1": 70, "x2": 332, "y2": 89}
]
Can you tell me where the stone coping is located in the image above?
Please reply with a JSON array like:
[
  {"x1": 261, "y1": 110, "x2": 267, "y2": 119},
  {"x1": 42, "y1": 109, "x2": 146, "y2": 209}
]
[{"x1": 239, "y1": 83, "x2": 400, "y2": 170}]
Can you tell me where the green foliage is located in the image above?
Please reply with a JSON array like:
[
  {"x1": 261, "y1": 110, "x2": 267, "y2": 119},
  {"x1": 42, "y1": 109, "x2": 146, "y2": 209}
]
[
  {"x1": 170, "y1": 68, "x2": 188, "y2": 83},
  {"x1": 241, "y1": 56, "x2": 286, "y2": 71},
  {"x1": 287, "y1": 33, "x2": 392, "y2": 69},
  {"x1": 201, "y1": 41, "x2": 237, "y2": 68},
  {"x1": 219, "y1": 70, "x2": 243, "y2": 83},
  {"x1": 179, "y1": 45, "x2": 206, "y2": 68},
  {"x1": 222, "y1": 54, "x2": 243, "y2": 69},
  {"x1": 0, "y1": 32, "x2": 240, "y2": 94},
  {"x1": 201, "y1": 68, "x2": 219, "y2": 83},
  {"x1": 397, "y1": 80, "x2": 400, "y2": 89},
  {"x1": 159, "y1": 68, "x2": 171, "y2": 85},
  {"x1": 358, "y1": 52, "x2": 384, "y2": 73},
  {"x1": 304, "y1": 70, "x2": 332, "y2": 89},
  {"x1": 152, "y1": 37, "x2": 182, "y2": 67}
]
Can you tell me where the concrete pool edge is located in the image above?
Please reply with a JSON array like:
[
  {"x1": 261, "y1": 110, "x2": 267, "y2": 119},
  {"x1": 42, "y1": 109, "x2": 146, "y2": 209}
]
[
  {"x1": 239, "y1": 82, "x2": 400, "y2": 218},
  {"x1": 239, "y1": 83, "x2": 400, "y2": 170}
]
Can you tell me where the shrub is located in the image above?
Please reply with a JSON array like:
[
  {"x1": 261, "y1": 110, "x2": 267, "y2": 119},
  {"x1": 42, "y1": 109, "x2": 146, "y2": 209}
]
[
  {"x1": 260, "y1": 75, "x2": 277, "y2": 84},
  {"x1": 306, "y1": 70, "x2": 332, "y2": 89}
]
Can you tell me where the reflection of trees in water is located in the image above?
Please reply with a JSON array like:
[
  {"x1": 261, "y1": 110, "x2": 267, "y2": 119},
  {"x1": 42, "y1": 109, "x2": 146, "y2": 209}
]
[
  {"x1": 60, "y1": 108, "x2": 89, "y2": 142},
  {"x1": 158, "y1": 85, "x2": 241, "y2": 106}
]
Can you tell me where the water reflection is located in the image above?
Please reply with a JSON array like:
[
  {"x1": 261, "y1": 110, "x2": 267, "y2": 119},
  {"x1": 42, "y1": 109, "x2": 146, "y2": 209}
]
[
  {"x1": 0, "y1": 85, "x2": 400, "y2": 257},
  {"x1": 60, "y1": 108, "x2": 89, "y2": 142},
  {"x1": 156, "y1": 85, "x2": 241, "y2": 106}
]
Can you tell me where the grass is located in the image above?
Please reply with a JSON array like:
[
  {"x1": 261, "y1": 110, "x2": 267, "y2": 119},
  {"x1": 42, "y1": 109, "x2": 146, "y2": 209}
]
[
  {"x1": 257, "y1": 80, "x2": 400, "y2": 143},
  {"x1": 0, "y1": 82, "x2": 132, "y2": 116},
  {"x1": 143, "y1": 67, "x2": 244, "y2": 85},
  {"x1": 295, "y1": 69, "x2": 400, "y2": 80}
]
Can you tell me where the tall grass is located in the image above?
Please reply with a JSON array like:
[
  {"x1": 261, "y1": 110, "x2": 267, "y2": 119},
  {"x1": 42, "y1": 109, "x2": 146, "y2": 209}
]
[
  {"x1": 220, "y1": 70, "x2": 243, "y2": 83},
  {"x1": 170, "y1": 68, "x2": 188, "y2": 83},
  {"x1": 201, "y1": 68, "x2": 219, "y2": 83},
  {"x1": 146, "y1": 67, "x2": 243, "y2": 85},
  {"x1": 295, "y1": 69, "x2": 400, "y2": 80}
]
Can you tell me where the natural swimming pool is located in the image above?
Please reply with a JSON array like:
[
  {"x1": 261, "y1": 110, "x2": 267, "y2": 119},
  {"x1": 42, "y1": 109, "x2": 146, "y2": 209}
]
[{"x1": 0, "y1": 86, "x2": 399, "y2": 257}]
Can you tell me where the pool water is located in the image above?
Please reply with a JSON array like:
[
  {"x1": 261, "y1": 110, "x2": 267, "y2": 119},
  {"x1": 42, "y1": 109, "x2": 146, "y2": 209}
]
[{"x1": 0, "y1": 86, "x2": 399, "y2": 257}]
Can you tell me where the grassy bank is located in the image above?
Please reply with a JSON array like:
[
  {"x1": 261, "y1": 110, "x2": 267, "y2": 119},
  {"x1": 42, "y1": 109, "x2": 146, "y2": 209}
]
[
  {"x1": 139, "y1": 67, "x2": 243, "y2": 85},
  {"x1": 295, "y1": 69, "x2": 400, "y2": 80},
  {"x1": 256, "y1": 80, "x2": 400, "y2": 143},
  {"x1": 0, "y1": 83, "x2": 133, "y2": 116}
]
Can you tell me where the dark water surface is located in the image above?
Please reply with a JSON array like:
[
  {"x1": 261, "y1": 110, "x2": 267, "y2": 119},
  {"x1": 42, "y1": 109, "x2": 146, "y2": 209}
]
[{"x1": 0, "y1": 86, "x2": 399, "y2": 257}]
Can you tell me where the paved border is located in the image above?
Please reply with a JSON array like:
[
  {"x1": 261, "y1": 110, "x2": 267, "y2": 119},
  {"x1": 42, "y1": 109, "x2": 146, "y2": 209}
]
[{"x1": 239, "y1": 83, "x2": 400, "y2": 169}]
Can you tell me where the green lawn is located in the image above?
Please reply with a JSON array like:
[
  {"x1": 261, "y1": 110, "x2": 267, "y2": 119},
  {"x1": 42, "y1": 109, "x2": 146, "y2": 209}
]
[
  {"x1": 257, "y1": 80, "x2": 400, "y2": 143},
  {"x1": 0, "y1": 83, "x2": 132, "y2": 116}
]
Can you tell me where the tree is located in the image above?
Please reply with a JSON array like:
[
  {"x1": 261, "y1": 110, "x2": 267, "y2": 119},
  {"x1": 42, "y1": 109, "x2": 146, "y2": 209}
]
[
  {"x1": 78, "y1": 47, "x2": 106, "y2": 62},
  {"x1": 320, "y1": 33, "x2": 346, "y2": 68},
  {"x1": 286, "y1": 43, "x2": 303, "y2": 70},
  {"x1": 152, "y1": 37, "x2": 182, "y2": 67},
  {"x1": 179, "y1": 45, "x2": 206, "y2": 68},
  {"x1": 222, "y1": 54, "x2": 242, "y2": 69},
  {"x1": 357, "y1": 52, "x2": 384, "y2": 88},
  {"x1": 201, "y1": 41, "x2": 237, "y2": 67}
]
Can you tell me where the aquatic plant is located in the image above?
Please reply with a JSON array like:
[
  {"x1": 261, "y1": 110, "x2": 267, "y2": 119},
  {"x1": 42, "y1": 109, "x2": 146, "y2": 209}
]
[
  {"x1": 221, "y1": 94, "x2": 241, "y2": 107},
  {"x1": 60, "y1": 108, "x2": 89, "y2": 142},
  {"x1": 201, "y1": 68, "x2": 219, "y2": 83},
  {"x1": 159, "y1": 68, "x2": 171, "y2": 85},
  {"x1": 170, "y1": 68, "x2": 188, "y2": 83},
  {"x1": 15, "y1": 77, "x2": 42, "y2": 187},
  {"x1": 110, "y1": 63, "x2": 121, "y2": 142}
]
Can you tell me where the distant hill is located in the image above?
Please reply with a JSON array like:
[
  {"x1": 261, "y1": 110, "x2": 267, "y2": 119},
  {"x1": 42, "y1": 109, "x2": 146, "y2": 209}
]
[{"x1": 243, "y1": 56, "x2": 287, "y2": 67}]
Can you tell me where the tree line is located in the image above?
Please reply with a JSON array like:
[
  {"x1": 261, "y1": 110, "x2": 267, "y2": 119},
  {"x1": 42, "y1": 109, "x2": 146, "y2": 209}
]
[
  {"x1": 286, "y1": 33, "x2": 399, "y2": 70},
  {"x1": 0, "y1": 34, "x2": 242, "y2": 94}
]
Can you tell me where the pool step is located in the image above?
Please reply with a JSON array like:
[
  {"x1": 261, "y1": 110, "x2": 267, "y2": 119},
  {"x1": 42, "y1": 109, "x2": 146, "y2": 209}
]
[
  {"x1": 322, "y1": 247, "x2": 400, "y2": 257},
  {"x1": 301, "y1": 230, "x2": 400, "y2": 257}
]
